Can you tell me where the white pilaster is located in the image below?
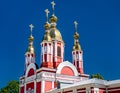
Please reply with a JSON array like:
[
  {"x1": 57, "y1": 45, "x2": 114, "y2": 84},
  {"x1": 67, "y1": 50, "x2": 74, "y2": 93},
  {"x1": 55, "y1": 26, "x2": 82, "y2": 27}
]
[
  {"x1": 24, "y1": 83, "x2": 26, "y2": 93},
  {"x1": 61, "y1": 43, "x2": 63, "y2": 62},
  {"x1": 47, "y1": 43, "x2": 49, "y2": 62},
  {"x1": 55, "y1": 42, "x2": 57, "y2": 61},
  {"x1": 52, "y1": 81, "x2": 54, "y2": 89},
  {"x1": 51, "y1": 44, "x2": 53, "y2": 62},
  {"x1": 78, "y1": 51, "x2": 80, "y2": 67},
  {"x1": 74, "y1": 51, "x2": 77, "y2": 67},
  {"x1": 41, "y1": 81, "x2": 45, "y2": 93}
]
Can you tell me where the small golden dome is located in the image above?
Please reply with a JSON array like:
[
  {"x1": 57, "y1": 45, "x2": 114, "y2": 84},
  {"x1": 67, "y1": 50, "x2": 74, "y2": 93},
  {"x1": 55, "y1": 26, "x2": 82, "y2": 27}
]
[
  {"x1": 44, "y1": 22, "x2": 50, "y2": 30},
  {"x1": 27, "y1": 46, "x2": 34, "y2": 54},
  {"x1": 25, "y1": 35, "x2": 35, "y2": 55},
  {"x1": 49, "y1": 28, "x2": 63, "y2": 41},
  {"x1": 73, "y1": 43, "x2": 81, "y2": 51},
  {"x1": 42, "y1": 31, "x2": 52, "y2": 42},
  {"x1": 74, "y1": 32, "x2": 79, "y2": 39},
  {"x1": 28, "y1": 35, "x2": 34, "y2": 41},
  {"x1": 73, "y1": 31, "x2": 82, "y2": 51},
  {"x1": 50, "y1": 15, "x2": 58, "y2": 23}
]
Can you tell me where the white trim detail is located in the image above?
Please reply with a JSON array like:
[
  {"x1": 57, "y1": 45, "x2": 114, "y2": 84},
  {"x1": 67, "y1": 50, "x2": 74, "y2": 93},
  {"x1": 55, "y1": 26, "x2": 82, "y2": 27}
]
[
  {"x1": 25, "y1": 63, "x2": 36, "y2": 77},
  {"x1": 56, "y1": 61, "x2": 78, "y2": 76},
  {"x1": 41, "y1": 80, "x2": 45, "y2": 93}
]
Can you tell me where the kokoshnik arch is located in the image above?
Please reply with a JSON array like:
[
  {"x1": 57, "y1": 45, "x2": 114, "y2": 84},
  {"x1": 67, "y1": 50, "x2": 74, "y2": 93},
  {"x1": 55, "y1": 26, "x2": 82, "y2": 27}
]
[{"x1": 19, "y1": 1, "x2": 120, "y2": 93}]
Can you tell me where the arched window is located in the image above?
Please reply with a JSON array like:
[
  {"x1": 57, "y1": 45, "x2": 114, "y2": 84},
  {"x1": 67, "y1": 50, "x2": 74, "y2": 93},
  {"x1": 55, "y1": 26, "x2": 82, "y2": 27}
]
[{"x1": 57, "y1": 46, "x2": 61, "y2": 57}]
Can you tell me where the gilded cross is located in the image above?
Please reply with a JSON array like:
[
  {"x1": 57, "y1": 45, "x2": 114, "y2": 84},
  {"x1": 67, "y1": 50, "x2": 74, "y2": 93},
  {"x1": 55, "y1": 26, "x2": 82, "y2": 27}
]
[{"x1": 29, "y1": 24, "x2": 34, "y2": 36}]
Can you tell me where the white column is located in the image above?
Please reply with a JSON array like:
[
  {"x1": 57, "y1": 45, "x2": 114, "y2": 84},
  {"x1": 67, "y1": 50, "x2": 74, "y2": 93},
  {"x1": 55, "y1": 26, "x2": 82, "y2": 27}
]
[
  {"x1": 72, "y1": 52, "x2": 74, "y2": 64},
  {"x1": 42, "y1": 44, "x2": 45, "y2": 62},
  {"x1": 24, "y1": 83, "x2": 26, "y2": 93},
  {"x1": 55, "y1": 42, "x2": 57, "y2": 62},
  {"x1": 41, "y1": 81, "x2": 45, "y2": 93},
  {"x1": 52, "y1": 81, "x2": 54, "y2": 89},
  {"x1": 74, "y1": 51, "x2": 77, "y2": 67},
  {"x1": 78, "y1": 52, "x2": 81, "y2": 68},
  {"x1": 61, "y1": 43, "x2": 63, "y2": 62},
  {"x1": 63, "y1": 45, "x2": 64, "y2": 61},
  {"x1": 47, "y1": 43, "x2": 49, "y2": 62},
  {"x1": 50, "y1": 44, "x2": 52, "y2": 63}
]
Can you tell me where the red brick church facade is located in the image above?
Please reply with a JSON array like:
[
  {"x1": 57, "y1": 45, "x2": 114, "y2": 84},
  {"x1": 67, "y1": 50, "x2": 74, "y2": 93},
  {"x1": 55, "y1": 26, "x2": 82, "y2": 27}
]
[{"x1": 19, "y1": 1, "x2": 120, "y2": 93}]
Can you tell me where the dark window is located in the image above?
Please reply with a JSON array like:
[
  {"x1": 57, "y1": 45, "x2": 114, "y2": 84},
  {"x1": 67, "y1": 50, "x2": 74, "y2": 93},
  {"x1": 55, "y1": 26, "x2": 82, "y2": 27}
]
[{"x1": 57, "y1": 46, "x2": 61, "y2": 57}]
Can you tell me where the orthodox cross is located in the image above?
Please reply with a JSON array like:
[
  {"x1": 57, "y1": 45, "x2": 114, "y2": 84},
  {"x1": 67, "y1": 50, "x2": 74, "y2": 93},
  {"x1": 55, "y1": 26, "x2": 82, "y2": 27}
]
[
  {"x1": 29, "y1": 24, "x2": 34, "y2": 36},
  {"x1": 51, "y1": 1, "x2": 55, "y2": 14},
  {"x1": 74, "y1": 21, "x2": 78, "y2": 32},
  {"x1": 45, "y1": 9, "x2": 50, "y2": 22}
]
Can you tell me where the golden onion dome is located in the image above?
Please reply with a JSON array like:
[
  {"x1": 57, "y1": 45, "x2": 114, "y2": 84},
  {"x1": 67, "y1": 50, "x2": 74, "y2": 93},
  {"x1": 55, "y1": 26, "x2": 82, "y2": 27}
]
[
  {"x1": 28, "y1": 35, "x2": 34, "y2": 41},
  {"x1": 42, "y1": 22, "x2": 52, "y2": 42},
  {"x1": 50, "y1": 15, "x2": 58, "y2": 23},
  {"x1": 73, "y1": 31, "x2": 82, "y2": 51},
  {"x1": 49, "y1": 28, "x2": 63, "y2": 41},
  {"x1": 44, "y1": 22, "x2": 50, "y2": 30},
  {"x1": 42, "y1": 31, "x2": 52, "y2": 42},
  {"x1": 73, "y1": 43, "x2": 81, "y2": 51},
  {"x1": 74, "y1": 32, "x2": 79, "y2": 39},
  {"x1": 25, "y1": 41, "x2": 35, "y2": 55},
  {"x1": 26, "y1": 46, "x2": 35, "y2": 54}
]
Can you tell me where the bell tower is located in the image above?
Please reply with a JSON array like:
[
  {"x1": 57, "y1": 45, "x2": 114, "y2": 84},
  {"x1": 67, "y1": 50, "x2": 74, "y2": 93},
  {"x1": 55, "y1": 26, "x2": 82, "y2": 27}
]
[
  {"x1": 49, "y1": 1, "x2": 64, "y2": 68},
  {"x1": 25, "y1": 24, "x2": 35, "y2": 72},
  {"x1": 72, "y1": 21, "x2": 84, "y2": 74},
  {"x1": 41, "y1": 9, "x2": 53, "y2": 68}
]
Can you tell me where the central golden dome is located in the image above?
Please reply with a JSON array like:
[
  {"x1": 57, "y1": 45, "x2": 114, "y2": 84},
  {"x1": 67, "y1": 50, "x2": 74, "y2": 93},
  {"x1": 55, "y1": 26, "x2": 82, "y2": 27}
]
[{"x1": 49, "y1": 28, "x2": 63, "y2": 41}]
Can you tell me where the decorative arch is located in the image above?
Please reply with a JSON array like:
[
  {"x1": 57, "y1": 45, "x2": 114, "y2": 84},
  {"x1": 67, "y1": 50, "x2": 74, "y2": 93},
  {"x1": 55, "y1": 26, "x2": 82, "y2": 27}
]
[
  {"x1": 25, "y1": 63, "x2": 36, "y2": 77},
  {"x1": 56, "y1": 61, "x2": 78, "y2": 76}
]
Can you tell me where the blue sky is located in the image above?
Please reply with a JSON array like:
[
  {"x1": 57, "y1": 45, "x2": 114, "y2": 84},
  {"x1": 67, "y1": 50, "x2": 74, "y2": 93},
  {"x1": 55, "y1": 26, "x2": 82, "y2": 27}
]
[{"x1": 0, "y1": 0, "x2": 120, "y2": 88}]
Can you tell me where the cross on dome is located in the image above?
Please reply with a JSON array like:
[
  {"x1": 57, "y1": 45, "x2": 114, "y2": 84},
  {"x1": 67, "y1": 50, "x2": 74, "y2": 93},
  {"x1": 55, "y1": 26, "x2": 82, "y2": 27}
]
[
  {"x1": 74, "y1": 21, "x2": 78, "y2": 32},
  {"x1": 51, "y1": 1, "x2": 55, "y2": 15},
  {"x1": 29, "y1": 24, "x2": 34, "y2": 36},
  {"x1": 51, "y1": 1, "x2": 55, "y2": 10},
  {"x1": 45, "y1": 9, "x2": 50, "y2": 22}
]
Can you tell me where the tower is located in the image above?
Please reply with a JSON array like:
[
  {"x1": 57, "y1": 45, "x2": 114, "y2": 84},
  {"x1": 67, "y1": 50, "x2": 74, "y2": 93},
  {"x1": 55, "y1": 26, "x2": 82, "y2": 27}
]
[
  {"x1": 41, "y1": 9, "x2": 53, "y2": 68},
  {"x1": 25, "y1": 24, "x2": 35, "y2": 71},
  {"x1": 40, "y1": 1, "x2": 64, "y2": 68},
  {"x1": 72, "y1": 21, "x2": 84, "y2": 74},
  {"x1": 49, "y1": 1, "x2": 64, "y2": 68}
]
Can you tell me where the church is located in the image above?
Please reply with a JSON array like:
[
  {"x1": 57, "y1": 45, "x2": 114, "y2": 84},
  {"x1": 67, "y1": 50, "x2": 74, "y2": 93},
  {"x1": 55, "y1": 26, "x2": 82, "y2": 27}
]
[{"x1": 19, "y1": 1, "x2": 120, "y2": 93}]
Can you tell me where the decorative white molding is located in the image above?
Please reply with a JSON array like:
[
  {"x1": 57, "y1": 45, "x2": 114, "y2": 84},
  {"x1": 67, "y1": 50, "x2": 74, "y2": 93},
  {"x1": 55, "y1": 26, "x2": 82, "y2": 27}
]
[
  {"x1": 25, "y1": 63, "x2": 36, "y2": 77},
  {"x1": 25, "y1": 75, "x2": 36, "y2": 83}
]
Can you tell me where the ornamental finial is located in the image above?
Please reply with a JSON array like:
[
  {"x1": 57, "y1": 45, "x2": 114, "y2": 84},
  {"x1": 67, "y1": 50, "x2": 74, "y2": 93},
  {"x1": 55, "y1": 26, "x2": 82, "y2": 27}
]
[
  {"x1": 45, "y1": 9, "x2": 50, "y2": 22},
  {"x1": 51, "y1": 1, "x2": 55, "y2": 15},
  {"x1": 74, "y1": 21, "x2": 78, "y2": 32},
  {"x1": 29, "y1": 24, "x2": 34, "y2": 36}
]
